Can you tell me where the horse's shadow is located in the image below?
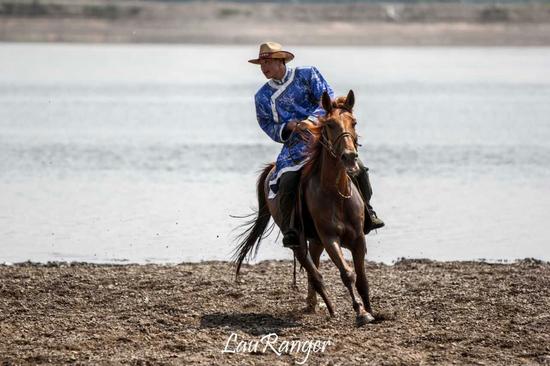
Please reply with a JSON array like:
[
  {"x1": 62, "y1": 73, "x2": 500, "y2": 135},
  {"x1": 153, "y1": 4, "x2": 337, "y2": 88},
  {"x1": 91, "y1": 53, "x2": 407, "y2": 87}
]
[{"x1": 200, "y1": 312, "x2": 300, "y2": 336}]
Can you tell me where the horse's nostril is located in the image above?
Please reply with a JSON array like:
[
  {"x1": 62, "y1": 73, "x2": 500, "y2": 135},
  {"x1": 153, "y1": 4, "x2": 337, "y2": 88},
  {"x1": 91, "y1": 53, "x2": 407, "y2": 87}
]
[{"x1": 342, "y1": 152, "x2": 358, "y2": 162}]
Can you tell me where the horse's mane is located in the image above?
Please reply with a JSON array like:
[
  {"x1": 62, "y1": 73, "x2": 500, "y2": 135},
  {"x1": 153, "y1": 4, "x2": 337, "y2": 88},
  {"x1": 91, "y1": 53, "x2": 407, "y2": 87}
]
[{"x1": 301, "y1": 96, "x2": 351, "y2": 180}]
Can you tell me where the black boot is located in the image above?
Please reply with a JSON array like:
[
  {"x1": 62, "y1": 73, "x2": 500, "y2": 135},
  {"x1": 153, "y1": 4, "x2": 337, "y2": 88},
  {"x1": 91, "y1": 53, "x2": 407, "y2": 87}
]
[
  {"x1": 278, "y1": 171, "x2": 302, "y2": 249},
  {"x1": 366, "y1": 203, "x2": 385, "y2": 230},
  {"x1": 353, "y1": 164, "x2": 385, "y2": 233}
]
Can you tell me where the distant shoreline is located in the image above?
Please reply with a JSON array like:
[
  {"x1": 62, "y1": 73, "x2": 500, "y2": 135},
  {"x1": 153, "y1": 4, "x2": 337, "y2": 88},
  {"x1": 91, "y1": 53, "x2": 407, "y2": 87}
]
[{"x1": 1, "y1": 1, "x2": 550, "y2": 45}]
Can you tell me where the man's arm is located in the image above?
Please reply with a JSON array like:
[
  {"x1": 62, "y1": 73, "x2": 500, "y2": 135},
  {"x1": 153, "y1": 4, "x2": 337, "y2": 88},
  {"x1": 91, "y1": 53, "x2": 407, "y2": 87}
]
[{"x1": 256, "y1": 94, "x2": 288, "y2": 143}]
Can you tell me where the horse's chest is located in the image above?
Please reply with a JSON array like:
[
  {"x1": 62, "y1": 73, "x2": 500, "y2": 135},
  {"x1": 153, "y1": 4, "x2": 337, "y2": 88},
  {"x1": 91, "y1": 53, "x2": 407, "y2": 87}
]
[
  {"x1": 306, "y1": 183, "x2": 363, "y2": 239},
  {"x1": 315, "y1": 202, "x2": 350, "y2": 235}
]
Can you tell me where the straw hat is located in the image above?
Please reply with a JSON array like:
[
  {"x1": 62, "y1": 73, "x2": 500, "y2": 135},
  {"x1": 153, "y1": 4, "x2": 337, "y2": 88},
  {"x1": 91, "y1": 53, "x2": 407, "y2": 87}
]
[{"x1": 248, "y1": 42, "x2": 295, "y2": 64}]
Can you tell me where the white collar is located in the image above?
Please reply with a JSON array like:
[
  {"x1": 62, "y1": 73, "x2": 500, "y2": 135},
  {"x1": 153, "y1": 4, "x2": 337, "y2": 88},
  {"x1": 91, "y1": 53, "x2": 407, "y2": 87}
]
[{"x1": 271, "y1": 67, "x2": 292, "y2": 85}]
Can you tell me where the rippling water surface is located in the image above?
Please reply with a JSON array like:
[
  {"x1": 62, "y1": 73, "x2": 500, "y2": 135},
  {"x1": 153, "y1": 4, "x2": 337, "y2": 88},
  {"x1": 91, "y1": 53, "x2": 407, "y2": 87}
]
[{"x1": 1, "y1": 44, "x2": 549, "y2": 263}]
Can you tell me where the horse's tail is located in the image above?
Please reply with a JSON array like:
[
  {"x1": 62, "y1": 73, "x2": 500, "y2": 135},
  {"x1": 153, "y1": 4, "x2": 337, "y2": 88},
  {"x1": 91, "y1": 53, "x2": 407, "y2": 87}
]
[{"x1": 232, "y1": 163, "x2": 274, "y2": 276}]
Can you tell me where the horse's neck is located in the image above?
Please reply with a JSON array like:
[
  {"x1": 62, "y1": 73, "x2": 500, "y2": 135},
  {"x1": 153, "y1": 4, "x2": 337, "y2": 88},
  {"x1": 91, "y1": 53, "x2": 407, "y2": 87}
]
[{"x1": 319, "y1": 149, "x2": 350, "y2": 197}]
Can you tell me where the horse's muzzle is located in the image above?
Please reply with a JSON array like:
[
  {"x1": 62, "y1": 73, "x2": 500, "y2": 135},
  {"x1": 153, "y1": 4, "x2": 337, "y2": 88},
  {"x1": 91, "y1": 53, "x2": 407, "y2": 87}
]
[{"x1": 341, "y1": 151, "x2": 360, "y2": 174}]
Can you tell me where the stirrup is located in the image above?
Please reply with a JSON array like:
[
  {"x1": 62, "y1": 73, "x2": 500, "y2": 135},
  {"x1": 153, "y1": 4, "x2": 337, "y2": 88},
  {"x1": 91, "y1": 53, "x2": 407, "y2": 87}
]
[{"x1": 282, "y1": 229, "x2": 300, "y2": 249}]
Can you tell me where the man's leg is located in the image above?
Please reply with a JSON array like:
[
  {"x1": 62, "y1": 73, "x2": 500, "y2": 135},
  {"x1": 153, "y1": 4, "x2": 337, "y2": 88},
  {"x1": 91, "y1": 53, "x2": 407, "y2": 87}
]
[
  {"x1": 277, "y1": 170, "x2": 302, "y2": 248},
  {"x1": 353, "y1": 160, "x2": 385, "y2": 232}
]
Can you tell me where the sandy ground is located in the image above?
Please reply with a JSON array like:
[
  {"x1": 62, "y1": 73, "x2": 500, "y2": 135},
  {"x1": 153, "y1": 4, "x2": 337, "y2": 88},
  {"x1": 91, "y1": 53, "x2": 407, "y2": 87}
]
[
  {"x1": 3, "y1": 18, "x2": 550, "y2": 46},
  {"x1": 1, "y1": 259, "x2": 549, "y2": 365},
  {"x1": 1, "y1": 1, "x2": 550, "y2": 45}
]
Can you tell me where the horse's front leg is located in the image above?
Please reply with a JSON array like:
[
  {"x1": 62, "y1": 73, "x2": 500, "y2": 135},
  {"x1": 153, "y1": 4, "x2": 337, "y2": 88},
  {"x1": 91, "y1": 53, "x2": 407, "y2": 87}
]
[
  {"x1": 351, "y1": 236, "x2": 375, "y2": 324},
  {"x1": 293, "y1": 242, "x2": 335, "y2": 317},
  {"x1": 305, "y1": 239, "x2": 323, "y2": 313},
  {"x1": 322, "y1": 235, "x2": 373, "y2": 326}
]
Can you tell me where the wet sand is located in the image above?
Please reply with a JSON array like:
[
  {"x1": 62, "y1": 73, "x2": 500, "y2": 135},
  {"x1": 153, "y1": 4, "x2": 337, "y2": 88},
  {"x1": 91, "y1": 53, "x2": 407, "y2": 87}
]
[{"x1": 1, "y1": 259, "x2": 549, "y2": 364}]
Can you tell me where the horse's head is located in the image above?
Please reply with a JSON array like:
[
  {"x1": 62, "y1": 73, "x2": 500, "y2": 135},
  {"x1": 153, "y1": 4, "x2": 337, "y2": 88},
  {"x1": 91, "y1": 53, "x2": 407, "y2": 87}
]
[{"x1": 319, "y1": 90, "x2": 360, "y2": 175}]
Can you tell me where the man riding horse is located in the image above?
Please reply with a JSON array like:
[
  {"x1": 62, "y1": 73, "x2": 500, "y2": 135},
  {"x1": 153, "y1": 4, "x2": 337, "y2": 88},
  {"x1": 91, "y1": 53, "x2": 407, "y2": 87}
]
[{"x1": 249, "y1": 42, "x2": 384, "y2": 249}]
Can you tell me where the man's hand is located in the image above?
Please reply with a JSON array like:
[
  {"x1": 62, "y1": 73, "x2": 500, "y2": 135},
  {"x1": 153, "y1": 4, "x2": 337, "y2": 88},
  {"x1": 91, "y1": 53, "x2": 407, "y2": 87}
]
[
  {"x1": 285, "y1": 121, "x2": 299, "y2": 132},
  {"x1": 285, "y1": 119, "x2": 315, "y2": 133},
  {"x1": 297, "y1": 120, "x2": 316, "y2": 131}
]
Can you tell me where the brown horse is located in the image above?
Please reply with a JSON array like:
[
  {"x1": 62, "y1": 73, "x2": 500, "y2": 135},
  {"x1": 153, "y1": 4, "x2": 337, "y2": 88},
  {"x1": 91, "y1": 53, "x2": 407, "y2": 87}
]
[{"x1": 234, "y1": 90, "x2": 375, "y2": 326}]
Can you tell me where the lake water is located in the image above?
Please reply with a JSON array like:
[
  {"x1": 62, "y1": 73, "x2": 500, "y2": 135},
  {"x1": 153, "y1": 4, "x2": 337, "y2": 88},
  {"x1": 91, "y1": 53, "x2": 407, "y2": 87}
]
[{"x1": 1, "y1": 44, "x2": 549, "y2": 264}]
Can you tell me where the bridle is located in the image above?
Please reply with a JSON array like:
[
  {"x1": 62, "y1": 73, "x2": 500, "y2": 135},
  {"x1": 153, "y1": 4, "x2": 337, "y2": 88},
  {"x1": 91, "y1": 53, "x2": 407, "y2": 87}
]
[
  {"x1": 319, "y1": 129, "x2": 358, "y2": 160},
  {"x1": 302, "y1": 119, "x2": 360, "y2": 199}
]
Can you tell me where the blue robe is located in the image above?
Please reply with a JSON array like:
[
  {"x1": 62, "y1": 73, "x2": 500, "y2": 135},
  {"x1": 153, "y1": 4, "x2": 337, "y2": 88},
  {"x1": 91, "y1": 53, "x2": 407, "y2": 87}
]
[{"x1": 254, "y1": 66, "x2": 334, "y2": 198}]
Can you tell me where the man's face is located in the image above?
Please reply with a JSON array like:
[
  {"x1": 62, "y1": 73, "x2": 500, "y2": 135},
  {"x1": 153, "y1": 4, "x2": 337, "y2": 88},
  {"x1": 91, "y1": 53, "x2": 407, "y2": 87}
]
[{"x1": 259, "y1": 58, "x2": 285, "y2": 80}]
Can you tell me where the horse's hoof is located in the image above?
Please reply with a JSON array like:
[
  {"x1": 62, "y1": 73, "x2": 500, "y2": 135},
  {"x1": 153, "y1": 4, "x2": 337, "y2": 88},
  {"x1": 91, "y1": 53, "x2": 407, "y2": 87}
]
[
  {"x1": 356, "y1": 313, "x2": 375, "y2": 327},
  {"x1": 304, "y1": 305, "x2": 318, "y2": 314}
]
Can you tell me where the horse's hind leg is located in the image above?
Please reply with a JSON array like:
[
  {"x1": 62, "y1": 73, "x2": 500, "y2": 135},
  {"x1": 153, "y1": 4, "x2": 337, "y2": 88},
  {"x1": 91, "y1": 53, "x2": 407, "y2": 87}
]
[
  {"x1": 351, "y1": 237, "x2": 375, "y2": 324},
  {"x1": 293, "y1": 244, "x2": 335, "y2": 317},
  {"x1": 305, "y1": 239, "x2": 323, "y2": 313},
  {"x1": 322, "y1": 236, "x2": 373, "y2": 326}
]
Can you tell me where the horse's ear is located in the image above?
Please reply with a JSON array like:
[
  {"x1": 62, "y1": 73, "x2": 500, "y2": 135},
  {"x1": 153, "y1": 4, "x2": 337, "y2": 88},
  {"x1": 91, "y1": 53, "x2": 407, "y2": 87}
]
[
  {"x1": 345, "y1": 90, "x2": 355, "y2": 111},
  {"x1": 321, "y1": 91, "x2": 332, "y2": 114}
]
